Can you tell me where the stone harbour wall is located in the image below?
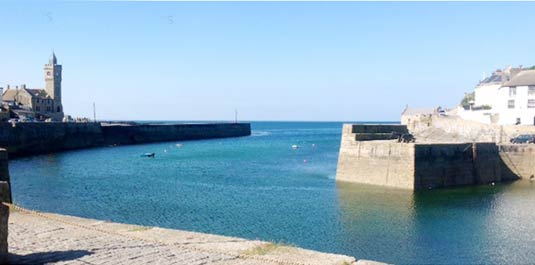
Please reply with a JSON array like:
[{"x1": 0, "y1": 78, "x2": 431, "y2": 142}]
[
  {"x1": 404, "y1": 114, "x2": 535, "y2": 143},
  {"x1": 336, "y1": 124, "x2": 415, "y2": 189},
  {"x1": 413, "y1": 143, "x2": 518, "y2": 189},
  {"x1": 336, "y1": 124, "x2": 527, "y2": 190},
  {"x1": 0, "y1": 122, "x2": 251, "y2": 157},
  {"x1": 0, "y1": 149, "x2": 10, "y2": 263},
  {"x1": 0, "y1": 182, "x2": 8, "y2": 264},
  {"x1": 499, "y1": 144, "x2": 535, "y2": 179},
  {"x1": 0, "y1": 123, "x2": 104, "y2": 157},
  {"x1": 101, "y1": 123, "x2": 251, "y2": 145}
]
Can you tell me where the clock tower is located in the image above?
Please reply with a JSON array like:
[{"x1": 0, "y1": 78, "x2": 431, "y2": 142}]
[{"x1": 44, "y1": 52, "x2": 63, "y2": 116}]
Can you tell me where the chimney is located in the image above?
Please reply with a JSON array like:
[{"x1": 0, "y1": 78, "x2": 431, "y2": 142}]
[{"x1": 20, "y1": 84, "x2": 26, "y2": 90}]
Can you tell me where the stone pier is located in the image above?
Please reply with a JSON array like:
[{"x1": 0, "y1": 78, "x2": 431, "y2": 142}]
[
  {"x1": 336, "y1": 124, "x2": 532, "y2": 190},
  {"x1": 0, "y1": 122, "x2": 251, "y2": 157}
]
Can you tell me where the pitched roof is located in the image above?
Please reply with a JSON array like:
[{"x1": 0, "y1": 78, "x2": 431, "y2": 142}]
[
  {"x1": 479, "y1": 72, "x2": 504, "y2": 85},
  {"x1": 2, "y1": 88, "x2": 50, "y2": 101},
  {"x1": 2, "y1": 89, "x2": 19, "y2": 101},
  {"x1": 26, "y1": 89, "x2": 50, "y2": 98},
  {"x1": 503, "y1": 70, "x2": 535, "y2": 87},
  {"x1": 401, "y1": 107, "x2": 435, "y2": 116}
]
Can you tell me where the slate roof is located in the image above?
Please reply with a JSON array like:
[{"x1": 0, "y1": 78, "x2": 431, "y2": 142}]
[
  {"x1": 479, "y1": 72, "x2": 504, "y2": 84},
  {"x1": 402, "y1": 107, "x2": 435, "y2": 116},
  {"x1": 2, "y1": 88, "x2": 50, "y2": 101},
  {"x1": 27, "y1": 89, "x2": 50, "y2": 98}
]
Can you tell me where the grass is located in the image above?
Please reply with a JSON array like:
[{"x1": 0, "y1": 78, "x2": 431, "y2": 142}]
[{"x1": 242, "y1": 241, "x2": 293, "y2": 256}]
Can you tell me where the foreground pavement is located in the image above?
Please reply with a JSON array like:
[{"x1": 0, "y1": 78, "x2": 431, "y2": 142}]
[{"x1": 7, "y1": 206, "x2": 385, "y2": 265}]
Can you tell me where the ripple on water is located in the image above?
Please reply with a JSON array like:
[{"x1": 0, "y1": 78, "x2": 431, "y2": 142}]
[{"x1": 9, "y1": 122, "x2": 535, "y2": 264}]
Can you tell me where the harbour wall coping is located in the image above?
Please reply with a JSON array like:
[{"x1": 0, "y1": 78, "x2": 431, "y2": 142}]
[
  {"x1": 351, "y1": 124, "x2": 408, "y2": 141},
  {"x1": 0, "y1": 122, "x2": 251, "y2": 157},
  {"x1": 351, "y1": 124, "x2": 407, "y2": 134},
  {"x1": 403, "y1": 114, "x2": 535, "y2": 143},
  {"x1": 337, "y1": 124, "x2": 528, "y2": 190}
]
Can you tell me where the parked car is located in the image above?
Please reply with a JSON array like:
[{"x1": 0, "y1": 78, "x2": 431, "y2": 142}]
[{"x1": 510, "y1": 134, "x2": 535, "y2": 144}]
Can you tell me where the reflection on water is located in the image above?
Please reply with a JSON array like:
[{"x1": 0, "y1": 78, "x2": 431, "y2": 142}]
[
  {"x1": 337, "y1": 181, "x2": 535, "y2": 264},
  {"x1": 336, "y1": 182, "x2": 417, "y2": 263},
  {"x1": 8, "y1": 122, "x2": 535, "y2": 264}
]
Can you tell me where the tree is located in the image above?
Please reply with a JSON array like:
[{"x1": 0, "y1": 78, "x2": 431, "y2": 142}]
[{"x1": 460, "y1": 92, "x2": 475, "y2": 110}]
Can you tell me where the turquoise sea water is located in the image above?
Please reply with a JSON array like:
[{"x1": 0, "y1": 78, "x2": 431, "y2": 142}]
[{"x1": 9, "y1": 122, "x2": 535, "y2": 264}]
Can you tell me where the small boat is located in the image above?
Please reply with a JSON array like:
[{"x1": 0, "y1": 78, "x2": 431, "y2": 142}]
[
  {"x1": 291, "y1": 145, "x2": 299, "y2": 150},
  {"x1": 141, "y1": 153, "x2": 155, "y2": 158}
]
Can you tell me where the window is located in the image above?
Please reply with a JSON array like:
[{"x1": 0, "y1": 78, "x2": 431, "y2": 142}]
[
  {"x1": 508, "y1": 100, "x2": 515, "y2": 109},
  {"x1": 36, "y1": 107, "x2": 40, "y2": 112},
  {"x1": 528, "y1": 99, "x2": 535, "y2": 108},
  {"x1": 509, "y1": 86, "x2": 517, "y2": 96},
  {"x1": 57, "y1": 106, "x2": 61, "y2": 112},
  {"x1": 529, "y1": 86, "x2": 535, "y2": 96}
]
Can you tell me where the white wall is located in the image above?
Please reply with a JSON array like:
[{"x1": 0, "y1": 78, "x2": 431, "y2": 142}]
[
  {"x1": 457, "y1": 107, "x2": 493, "y2": 124},
  {"x1": 474, "y1": 83, "x2": 500, "y2": 107},
  {"x1": 494, "y1": 85, "x2": 535, "y2": 125}
]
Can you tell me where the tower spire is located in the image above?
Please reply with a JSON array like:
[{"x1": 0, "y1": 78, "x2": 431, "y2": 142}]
[{"x1": 49, "y1": 51, "x2": 57, "y2": 65}]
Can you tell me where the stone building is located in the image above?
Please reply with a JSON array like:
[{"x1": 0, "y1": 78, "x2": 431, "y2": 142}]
[{"x1": 1, "y1": 53, "x2": 64, "y2": 121}]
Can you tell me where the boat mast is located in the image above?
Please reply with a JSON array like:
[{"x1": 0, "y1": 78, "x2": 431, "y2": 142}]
[{"x1": 93, "y1": 102, "x2": 97, "y2": 123}]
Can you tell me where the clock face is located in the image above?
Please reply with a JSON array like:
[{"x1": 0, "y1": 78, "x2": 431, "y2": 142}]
[{"x1": 47, "y1": 71, "x2": 51, "y2": 76}]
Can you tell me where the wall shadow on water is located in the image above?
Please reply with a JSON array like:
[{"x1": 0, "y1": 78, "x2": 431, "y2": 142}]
[
  {"x1": 336, "y1": 180, "x2": 526, "y2": 264},
  {"x1": 413, "y1": 143, "x2": 521, "y2": 190},
  {"x1": 8, "y1": 250, "x2": 93, "y2": 264}
]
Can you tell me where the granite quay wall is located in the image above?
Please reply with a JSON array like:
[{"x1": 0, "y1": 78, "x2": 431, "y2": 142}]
[
  {"x1": 101, "y1": 123, "x2": 251, "y2": 145},
  {"x1": 0, "y1": 149, "x2": 10, "y2": 263},
  {"x1": 404, "y1": 114, "x2": 535, "y2": 143},
  {"x1": 499, "y1": 144, "x2": 535, "y2": 179},
  {"x1": 414, "y1": 143, "x2": 518, "y2": 189},
  {"x1": 336, "y1": 124, "x2": 523, "y2": 190},
  {"x1": 0, "y1": 182, "x2": 8, "y2": 264},
  {"x1": 0, "y1": 149, "x2": 12, "y2": 264},
  {"x1": 0, "y1": 122, "x2": 251, "y2": 157},
  {"x1": 336, "y1": 124, "x2": 415, "y2": 189},
  {"x1": 0, "y1": 150, "x2": 11, "y2": 203},
  {"x1": 350, "y1": 124, "x2": 408, "y2": 141},
  {"x1": 0, "y1": 123, "x2": 103, "y2": 157}
]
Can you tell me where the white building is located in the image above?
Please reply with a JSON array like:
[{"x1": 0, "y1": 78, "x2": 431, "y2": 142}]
[
  {"x1": 494, "y1": 70, "x2": 535, "y2": 125},
  {"x1": 458, "y1": 68, "x2": 535, "y2": 125}
]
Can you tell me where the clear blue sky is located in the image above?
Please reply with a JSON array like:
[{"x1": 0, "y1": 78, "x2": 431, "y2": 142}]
[{"x1": 1, "y1": 1, "x2": 535, "y2": 121}]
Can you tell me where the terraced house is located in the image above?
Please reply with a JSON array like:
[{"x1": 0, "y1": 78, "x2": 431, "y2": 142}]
[
  {"x1": 1, "y1": 53, "x2": 64, "y2": 121},
  {"x1": 458, "y1": 66, "x2": 535, "y2": 125}
]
